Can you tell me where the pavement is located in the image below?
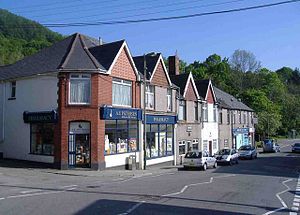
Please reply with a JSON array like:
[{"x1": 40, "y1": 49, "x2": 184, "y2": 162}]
[{"x1": 0, "y1": 139, "x2": 299, "y2": 215}]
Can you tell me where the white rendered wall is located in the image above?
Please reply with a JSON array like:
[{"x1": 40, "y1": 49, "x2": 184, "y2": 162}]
[
  {"x1": 105, "y1": 152, "x2": 140, "y2": 168},
  {"x1": 146, "y1": 155, "x2": 173, "y2": 166},
  {"x1": 2, "y1": 75, "x2": 58, "y2": 163}
]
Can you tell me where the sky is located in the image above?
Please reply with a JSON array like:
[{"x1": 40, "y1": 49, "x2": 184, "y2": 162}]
[{"x1": 1, "y1": 0, "x2": 300, "y2": 71}]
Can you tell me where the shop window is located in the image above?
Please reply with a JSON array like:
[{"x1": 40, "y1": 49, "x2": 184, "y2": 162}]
[
  {"x1": 194, "y1": 102, "x2": 198, "y2": 121},
  {"x1": 167, "y1": 88, "x2": 172, "y2": 111},
  {"x1": 202, "y1": 140, "x2": 208, "y2": 151},
  {"x1": 192, "y1": 139, "x2": 199, "y2": 151},
  {"x1": 179, "y1": 141, "x2": 186, "y2": 155},
  {"x1": 104, "y1": 120, "x2": 138, "y2": 155},
  {"x1": 30, "y1": 123, "x2": 54, "y2": 155},
  {"x1": 202, "y1": 103, "x2": 208, "y2": 122},
  {"x1": 112, "y1": 78, "x2": 132, "y2": 107},
  {"x1": 213, "y1": 139, "x2": 217, "y2": 150},
  {"x1": 146, "y1": 85, "x2": 155, "y2": 109},
  {"x1": 178, "y1": 100, "x2": 186, "y2": 121},
  {"x1": 146, "y1": 124, "x2": 174, "y2": 158},
  {"x1": 9, "y1": 81, "x2": 16, "y2": 99},
  {"x1": 69, "y1": 74, "x2": 91, "y2": 104}
]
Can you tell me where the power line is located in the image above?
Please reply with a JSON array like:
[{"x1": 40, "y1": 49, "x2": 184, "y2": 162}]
[
  {"x1": 43, "y1": 0, "x2": 300, "y2": 27},
  {"x1": 2, "y1": 0, "x2": 299, "y2": 29}
]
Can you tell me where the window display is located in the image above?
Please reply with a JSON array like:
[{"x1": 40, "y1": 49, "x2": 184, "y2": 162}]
[
  {"x1": 30, "y1": 123, "x2": 54, "y2": 155},
  {"x1": 105, "y1": 120, "x2": 138, "y2": 155}
]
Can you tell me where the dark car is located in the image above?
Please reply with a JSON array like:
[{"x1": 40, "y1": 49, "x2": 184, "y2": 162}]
[
  {"x1": 238, "y1": 145, "x2": 257, "y2": 159},
  {"x1": 292, "y1": 143, "x2": 300, "y2": 153},
  {"x1": 263, "y1": 139, "x2": 280, "y2": 153}
]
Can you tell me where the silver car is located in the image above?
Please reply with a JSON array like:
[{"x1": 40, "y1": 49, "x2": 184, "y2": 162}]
[
  {"x1": 215, "y1": 149, "x2": 239, "y2": 165},
  {"x1": 239, "y1": 145, "x2": 257, "y2": 159},
  {"x1": 183, "y1": 151, "x2": 217, "y2": 171}
]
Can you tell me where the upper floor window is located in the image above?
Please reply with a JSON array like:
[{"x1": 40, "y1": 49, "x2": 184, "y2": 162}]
[
  {"x1": 10, "y1": 81, "x2": 16, "y2": 99},
  {"x1": 194, "y1": 102, "x2": 198, "y2": 121},
  {"x1": 167, "y1": 88, "x2": 172, "y2": 111},
  {"x1": 202, "y1": 103, "x2": 208, "y2": 122},
  {"x1": 69, "y1": 74, "x2": 91, "y2": 104},
  {"x1": 219, "y1": 111, "x2": 223, "y2": 124},
  {"x1": 178, "y1": 100, "x2": 186, "y2": 121},
  {"x1": 213, "y1": 105, "x2": 217, "y2": 122},
  {"x1": 112, "y1": 78, "x2": 132, "y2": 107},
  {"x1": 227, "y1": 110, "x2": 230, "y2": 125},
  {"x1": 243, "y1": 112, "x2": 247, "y2": 124},
  {"x1": 233, "y1": 111, "x2": 236, "y2": 124},
  {"x1": 145, "y1": 85, "x2": 155, "y2": 109},
  {"x1": 238, "y1": 111, "x2": 242, "y2": 124}
]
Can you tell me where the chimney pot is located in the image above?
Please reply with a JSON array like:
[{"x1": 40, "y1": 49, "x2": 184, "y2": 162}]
[{"x1": 168, "y1": 55, "x2": 180, "y2": 76}]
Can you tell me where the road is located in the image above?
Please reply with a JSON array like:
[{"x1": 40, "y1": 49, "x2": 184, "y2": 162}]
[{"x1": 0, "y1": 140, "x2": 299, "y2": 215}]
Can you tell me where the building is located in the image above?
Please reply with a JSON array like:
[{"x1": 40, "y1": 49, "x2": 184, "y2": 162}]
[
  {"x1": 0, "y1": 33, "x2": 144, "y2": 170},
  {"x1": 168, "y1": 56, "x2": 201, "y2": 165},
  {"x1": 214, "y1": 87, "x2": 255, "y2": 150},
  {"x1": 133, "y1": 53, "x2": 177, "y2": 166},
  {"x1": 195, "y1": 80, "x2": 219, "y2": 156}
]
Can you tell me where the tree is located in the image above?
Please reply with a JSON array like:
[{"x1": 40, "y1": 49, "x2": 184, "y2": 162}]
[{"x1": 230, "y1": 49, "x2": 261, "y2": 73}]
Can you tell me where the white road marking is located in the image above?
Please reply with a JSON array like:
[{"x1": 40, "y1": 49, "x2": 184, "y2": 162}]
[
  {"x1": 291, "y1": 207, "x2": 299, "y2": 211},
  {"x1": 0, "y1": 197, "x2": 5, "y2": 200},
  {"x1": 118, "y1": 201, "x2": 145, "y2": 215},
  {"x1": 162, "y1": 174, "x2": 235, "y2": 197},
  {"x1": 61, "y1": 185, "x2": 78, "y2": 188},
  {"x1": 294, "y1": 198, "x2": 300, "y2": 202},
  {"x1": 290, "y1": 212, "x2": 298, "y2": 215},
  {"x1": 262, "y1": 178, "x2": 293, "y2": 215},
  {"x1": 293, "y1": 202, "x2": 299, "y2": 207},
  {"x1": 20, "y1": 189, "x2": 43, "y2": 194}
]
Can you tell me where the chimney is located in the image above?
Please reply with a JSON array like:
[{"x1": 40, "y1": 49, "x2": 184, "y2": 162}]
[{"x1": 168, "y1": 55, "x2": 180, "y2": 76}]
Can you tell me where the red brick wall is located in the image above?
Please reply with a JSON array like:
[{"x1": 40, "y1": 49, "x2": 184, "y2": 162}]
[
  {"x1": 207, "y1": 86, "x2": 215, "y2": 104},
  {"x1": 151, "y1": 61, "x2": 169, "y2": 87},
  {"x1": 185, "y1": 81, "x2": 198, "y2": 101},
  {"x1": 111, "y1": 48, "x2": 136, "y2": 81}
]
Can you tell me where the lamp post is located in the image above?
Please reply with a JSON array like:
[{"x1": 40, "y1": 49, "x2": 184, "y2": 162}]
[{"x1": 143, "y1": 54, "x2": 147, "y2": 170}]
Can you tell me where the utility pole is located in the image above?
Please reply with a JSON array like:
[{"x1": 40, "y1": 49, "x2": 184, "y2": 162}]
[{"x1": 143, "y1": 54, "x2": 147, "y2": 170}]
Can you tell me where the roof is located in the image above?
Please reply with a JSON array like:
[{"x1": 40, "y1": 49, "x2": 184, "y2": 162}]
[
  {"x1": 214, "y1": 87, "x2": 253, "y2": 111},
  {"x1": 133, "y1": 53, "x2": 160, "y2": 80},
  {"x1": 169, "y1": 73, "x2": 190, "y2": 97},
  {"x1": 0, "y1": 33, "x2": 128, "y2": 81},
  {"x1": 194, "y1": 79, "x2": 210, "y2": 100}
]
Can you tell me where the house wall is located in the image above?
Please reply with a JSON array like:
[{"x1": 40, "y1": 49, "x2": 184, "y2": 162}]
[
  {"x1": 1, "y1": 76, "x2": 58, "y2": 163},
  {"x1": 218, "y1": 108, "x2": 232, "y2": 149}
]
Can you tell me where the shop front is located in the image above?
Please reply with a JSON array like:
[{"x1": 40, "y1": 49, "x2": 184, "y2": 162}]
[
  {"x1": 100, "y1": 106, "x2": 143, "y2": 168},
  {"x1": 233, "y1": 128, "x2": 250, "y2": 149},
  {"x1": 145, "y1": 114, "x2": 176, "y2": 166}
]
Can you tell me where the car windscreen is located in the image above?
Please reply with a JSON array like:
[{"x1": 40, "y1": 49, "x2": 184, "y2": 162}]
[
  {"x1": 294, "y1": 143, "x2": 300, "y2": 147},
  {"x1": 239, "y1": 145, "x2": 251, "y2": 150},
  {"x1": 264, "y1": 139, "x2": 272, "y2": 144},
  {"x1": 217, "y1": 149, "x2": 230, "y2": 155},
  {"x1": 185, "y1": 152, "x2": 201, "y2": 158}
]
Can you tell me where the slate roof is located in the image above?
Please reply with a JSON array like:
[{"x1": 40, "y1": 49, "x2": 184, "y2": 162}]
[
  {"x1": 169, "y1": 73, "x2": 190, "y2": 97},
  {"x1": 133, "y1": 53, "x2": 160, "y2": 80},
  {"x1": 214, "y1": 87, "x2": 253, "y2": 111},
  {"x1": 0, "y1": 33, "x2": 126, "y2": 81},
  {"x1": 194, "y1": 79, "x2": 210, "y2": 100}
]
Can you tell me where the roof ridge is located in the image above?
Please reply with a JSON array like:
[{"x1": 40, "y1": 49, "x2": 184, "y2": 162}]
[{"x1": 59, "y1": 33, "x2": 78, "y2": 69}]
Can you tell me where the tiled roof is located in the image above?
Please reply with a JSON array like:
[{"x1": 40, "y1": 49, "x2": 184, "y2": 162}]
[
  {"x1": 169, "y1": 73, "x2": 190, "y2": 97},
  {"x1": 195, "y1": 79, "x2": 210, "y2": 100},
  {"x1": 214, "y1": 87, "x2": 253, "y2": 111},
  {"x1": 133, "y1": 53, "x2": 160, "y2": 80},
  {"x1": 0, "y1": 33, "x2": 126, "y2": 80}
]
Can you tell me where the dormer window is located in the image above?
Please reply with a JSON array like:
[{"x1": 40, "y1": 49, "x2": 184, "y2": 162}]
[
  {"x1": 178, "y1": 100, "x2": 186, "y2": 121},
  {"x1": 146, "y1": 85, "x2": 155, "y2": 109},
  {"x1": 112, "y1": 78, "x2": 132, "y2": 107}
]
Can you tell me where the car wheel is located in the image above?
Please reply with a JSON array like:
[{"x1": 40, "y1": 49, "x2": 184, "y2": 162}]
[
  {"x1": 229, "y1": 160, "x2": 233, "y2": 166},
  {"x1": 213, "y1": 162, "x2": 217, "y2": 168},
  {"x1": 203, "y1": 163, "x2": 207, "y2": 171}
]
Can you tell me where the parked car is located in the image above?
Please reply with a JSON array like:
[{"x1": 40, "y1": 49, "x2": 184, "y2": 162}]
[
  {"x1": 183, "y1": 151, "x2": 217, "y2": 171},
  {"x1": 292, "y1": 143, "x2": 300, "y2": 153},
  {"x1": 238, "y1": 145, "x2": 257, "y2": 159},
  {"x1": 215, "y1": 149, "x2": 239, "y2": 165},
  {"x1": 263, "y1": 139, "x2": 280, "y2": 152}
]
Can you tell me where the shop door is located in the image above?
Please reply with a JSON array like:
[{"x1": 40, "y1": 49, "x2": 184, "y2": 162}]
[
  {"x1": 68, "y1": 134, "x2": 91, "y2": 168},
  {"x1": 209, "y1": 141, "x2": 212, "y2": 156}
]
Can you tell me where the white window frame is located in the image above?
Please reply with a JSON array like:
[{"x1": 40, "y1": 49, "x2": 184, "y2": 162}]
[
  {"x1": 202, "y1": 140, "x2": 208, "y2": 152},
  {"x1": 202, "y1": 103, "x2": 208, "y2": 122},
  {"x1": 178, "y1": 100, "x2": 186, "y2": 121},
  {"x1": 213, "y1": 139, "x2": 217, "y2": 150},
  {"x1": 192, "y1": 139, "x2": 199, "y2": 151},
  {"x1": 145, "y1": 85, "x2": 155, "y2": 110},
  {"x1": 194, "y1": 102, "x2": 198, "y2": 121},
  {"x1": 112, "y1": 78, "x2": 132, "y2": 107},
  {"x1": 213, "y1": 105, "x2": 217, "y2": 122},
  {"x1": 179, "y1": 140, "x2": 186, "y2": 155},
  {"x1": 167, "y1": 88, "x2": 172, "y2": 111},
  {"x1": 69, "y1": 74, "x2": 91, "y2": 105}
]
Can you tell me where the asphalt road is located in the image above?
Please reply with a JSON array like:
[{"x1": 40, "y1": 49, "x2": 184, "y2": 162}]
[{"x1": 0, "y1": 140, "x2": 300, "y2": 215}]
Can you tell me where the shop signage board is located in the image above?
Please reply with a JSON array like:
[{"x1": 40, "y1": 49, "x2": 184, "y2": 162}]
[
  {"x1": 100, "y1": 106, "x2": 143, "y2": 120},
  {"x1": 23, "y1": 110, "x2": 58, "y2": 123},
  {"x1": 233, "y1": 128, "x2": 249, "y2": 135},
  {"x1": 69, "y1": 122, "x2": 90, "y2": 134},
  {"x1": 146, "y1": 115, "x2": 177, "y2": 124}
]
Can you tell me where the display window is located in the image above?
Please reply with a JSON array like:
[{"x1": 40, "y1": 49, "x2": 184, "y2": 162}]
[
  {"x1": 105, "y1": 120, "x2": 138, "y2": 155},
  {"x1": 30, "y1": 123, "x2": 54, "y2": 155},
  {"x1": 146, "y1": 124, "x2": 174, "y2": 159}
]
